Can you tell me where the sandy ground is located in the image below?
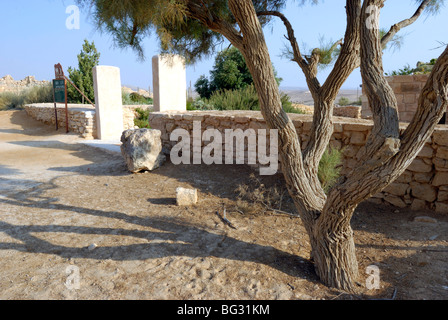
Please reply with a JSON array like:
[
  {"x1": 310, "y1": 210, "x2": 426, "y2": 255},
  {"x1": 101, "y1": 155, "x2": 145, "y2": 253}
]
[{"x1": 0, "y1": 110, "x2": 447, "y2": 300}]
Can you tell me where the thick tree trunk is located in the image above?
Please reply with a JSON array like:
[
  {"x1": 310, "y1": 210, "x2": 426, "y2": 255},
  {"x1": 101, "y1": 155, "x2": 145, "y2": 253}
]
[
  {"x1": 223, "y1": 0, "x2": 448, "y2": 292},
  {"x1": 312, "y1": 209, "x2": 359, "y2": 291}
]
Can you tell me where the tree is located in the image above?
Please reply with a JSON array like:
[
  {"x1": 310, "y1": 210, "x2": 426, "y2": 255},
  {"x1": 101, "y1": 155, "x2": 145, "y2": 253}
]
[
  {"x1": 195, "y1": 46, "x2": 283, "y2": 99},
  {"x1": 79, "y1": 0, "x2": 448, "y2": 291},
  {"x1": 67, "y1": 39, "x2": 101, "y2": 103}
]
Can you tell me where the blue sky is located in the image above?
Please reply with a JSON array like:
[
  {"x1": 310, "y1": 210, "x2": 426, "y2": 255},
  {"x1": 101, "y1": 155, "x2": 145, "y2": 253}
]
[{"x1": 0, "y1": 0, "x2": 447, "y2": 91}]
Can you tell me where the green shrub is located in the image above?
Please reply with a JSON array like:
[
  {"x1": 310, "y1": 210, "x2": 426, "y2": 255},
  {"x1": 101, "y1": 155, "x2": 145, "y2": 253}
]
[
  {"x1": 0, "y1": 84, "x2": 53, "y2": 110},
  {"x1": 133, "y1": 107, "x2": 151, "y2": 128},
  {"x1": 338, "y1": 97, "x2": 350, "y2": 106},
  {"x1": 122, "y1": 90, "x2": 153, "y2": 105},
  {"x1": 197, "y1": 84, "x2": 300, "y2": 114},
  {"x1": 318, "y1": 147, "x2": 343, "y2": 194},
  {"x1": 207, "y1": 85, "x2": 259, "y2": 111}
]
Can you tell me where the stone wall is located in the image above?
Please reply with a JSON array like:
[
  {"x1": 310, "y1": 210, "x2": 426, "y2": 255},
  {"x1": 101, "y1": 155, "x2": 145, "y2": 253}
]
[
  {"x1": 0, "y1": 75, "x2": 50, "y2": 94},
  {"x1": 24, "y1": 103, "x2": 151, "y2": 139},
  {"x1": 361, "y1": 74, "x2": 448, "y2": 123},
  {"x1": 148, "y1": 110, "x2": 448, "y2": 213}
]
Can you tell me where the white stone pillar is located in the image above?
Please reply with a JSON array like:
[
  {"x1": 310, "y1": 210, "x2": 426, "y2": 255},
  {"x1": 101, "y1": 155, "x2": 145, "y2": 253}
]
[
  {"x1": 152, "y1": 54, "x2": 186, "y2": 112},
  {"x1": 92, "y1": 65, "x2": 124, "y2": 140}
]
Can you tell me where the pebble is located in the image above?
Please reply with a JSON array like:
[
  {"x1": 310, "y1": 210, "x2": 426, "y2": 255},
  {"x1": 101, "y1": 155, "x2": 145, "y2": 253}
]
[{"x1": 87, "y1": 243, "x2": 98, "y2": 251}]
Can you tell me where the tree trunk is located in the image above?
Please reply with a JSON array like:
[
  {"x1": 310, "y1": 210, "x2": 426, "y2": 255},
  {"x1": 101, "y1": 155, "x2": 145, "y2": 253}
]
[
  {"x1": 224, "y1": 0, "x2": 448, "y2": 292},
  {"x1": 312, "y1": 207, "x2": 359, "y2": 291}
]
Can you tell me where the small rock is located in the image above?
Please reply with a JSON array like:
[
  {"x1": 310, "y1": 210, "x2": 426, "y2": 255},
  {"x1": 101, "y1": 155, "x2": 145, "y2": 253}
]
[
  {"x1": 176, "y1": 187, "x2": 198, "y2": 206},
  {"x1": 413, "y1": 216, "x2": 438, "y2": 224},
  {"x1": 87, "y1": 243, "x2": 98, "y2": 251}
]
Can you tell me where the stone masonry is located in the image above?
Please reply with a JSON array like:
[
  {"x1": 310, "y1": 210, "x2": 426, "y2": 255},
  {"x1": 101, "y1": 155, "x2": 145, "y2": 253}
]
[
  {"x1": 24, "y1": 103, "x2": 148, "y2": 139},
  {"x1": 362, "y1": 74, "x2": 448, "y2": 123},
  {"x1": 148, "y1": 110, "x2": 448, "y2": 213}
]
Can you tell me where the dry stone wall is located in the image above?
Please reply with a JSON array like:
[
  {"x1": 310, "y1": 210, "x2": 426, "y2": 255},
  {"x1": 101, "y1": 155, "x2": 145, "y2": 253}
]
[
  {"x1": 24, "y1": 103, "x2": 149, "y2": 139},
  {"x1": 148, "y1": 110, "x2": 448, "y2": 213},
  {"x1": 362, "y1": 74, "x2": 448, "y2": 123}
]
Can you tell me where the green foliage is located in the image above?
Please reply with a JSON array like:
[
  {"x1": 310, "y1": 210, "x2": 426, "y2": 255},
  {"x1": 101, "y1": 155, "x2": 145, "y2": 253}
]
[
  {"x1": 315, "y1": 36, "x2": 342, "y2": 70},
  {"x1": 192, "y1": 84, "x2": 299, "y2": 114},
  {"x1": 195, "y1": 47, "x2": 254, "y2": 99},
  {"x1": 0, "y1": 84, "x2": 54, "y2": 110},
  {"x1": 67, "y1": 39, "x2": 100, "y2": 104},
  {"x1": 318, "y1": 147, "x2": 343, "y2": 194},
  {"x1": 338, "y1": 97, "x2": 350, "y2": 106},
  {"x1": 386, "y1": 59, "x2": 437, "y2": 76},
  {"x1": 195, "y1": 46, "x2": 282, "y2": 99},
  {"x1": 133, "y1": 108, "x2": 151, "y2": 128},
  {"x1": 385, "y1": 64, "x2": 414, "y2": 76},
  {"x1": 77, "y1": 0, "x2": 288, "y2": 63},
  {"x1": 122, "y1": 90, "x2": 153, "y2": 105},
  {"x1": 207, "y1": 85, "x2": 259, "y2": 111}
]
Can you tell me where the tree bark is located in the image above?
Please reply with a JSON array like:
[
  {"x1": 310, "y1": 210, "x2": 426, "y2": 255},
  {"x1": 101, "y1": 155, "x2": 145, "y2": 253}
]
[{"x1": 187, "y1": 0, "x2": 448, "y2": 291}]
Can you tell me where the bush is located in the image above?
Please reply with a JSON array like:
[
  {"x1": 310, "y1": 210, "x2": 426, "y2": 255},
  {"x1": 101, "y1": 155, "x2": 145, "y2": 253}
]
[
  {"x1": 338, "y1": 97, "x2": 350, "y2": 106},
  {"x1": 0, "y1": 84, "x2": 54, "y2": 110},
  {"x1": 318, "y1": 147, "x2": 343, "y2": 194},
  {"x1": 133, "y1": 108, "x2": 151, "y2": 128},
  {"x1": 195, "y1": 84, "x2": 301, "y2": 114},
  {"x1": 122, "y1": 90, "x2": 153, "y2": 105}
]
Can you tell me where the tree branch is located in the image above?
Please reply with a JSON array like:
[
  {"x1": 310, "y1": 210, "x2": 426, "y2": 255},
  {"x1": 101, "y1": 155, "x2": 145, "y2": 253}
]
[
  {"x1": 185, "y1": 1, "x2": 244, "y2": 49},
  {"x1": 381, "y1": 0, "x2": 433, "y2": 48},
  {"x1": 257, "y1": 10, "x2": 321, "y2": 96}
]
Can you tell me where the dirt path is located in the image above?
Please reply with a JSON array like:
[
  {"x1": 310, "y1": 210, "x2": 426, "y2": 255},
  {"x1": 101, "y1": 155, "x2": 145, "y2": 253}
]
[{"x1": 0, "y1": 110, "x2": 447, "y2": 300}]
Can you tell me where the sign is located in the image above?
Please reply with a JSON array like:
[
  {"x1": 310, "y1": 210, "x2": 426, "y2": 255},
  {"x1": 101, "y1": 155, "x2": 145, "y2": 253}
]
[
  {"x1": 53, "y1": 79, "x2": 66, "y2": 103},
  {"x1": 54, "y1": 63, "x2": 65, "y2": 79}
]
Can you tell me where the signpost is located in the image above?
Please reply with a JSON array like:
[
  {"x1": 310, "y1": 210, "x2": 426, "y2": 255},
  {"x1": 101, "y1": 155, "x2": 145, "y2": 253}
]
[{"x1": 53, "y1": 63, "x2": 69, "y2": 133}]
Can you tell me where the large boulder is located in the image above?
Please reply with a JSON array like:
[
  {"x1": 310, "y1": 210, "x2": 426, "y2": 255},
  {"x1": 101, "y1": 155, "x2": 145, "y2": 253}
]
[{"x1": 120, "y1": 129, "x2": 166, "y2": 173}]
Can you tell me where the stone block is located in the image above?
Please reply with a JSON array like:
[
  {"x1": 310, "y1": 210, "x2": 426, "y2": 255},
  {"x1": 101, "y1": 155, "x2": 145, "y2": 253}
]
[
  {"x1": 120, "y1": 129, "x2": 166, "y2": 173},
  {"x1": 350, "y1": 132, "x2": 366, "y2": 145},
  {"x1": 435, "y1": 202, "x2": 448, "y2": 213},
  {"x1": 176, "y1": 187, "x2": 198, "y2": 206},
  {"x1": 93, "y1": 66, "x2": 124, "y2": 140},
  {"x1": 384, "y1": 183, "x2": 409, "y2": 197},
  {"x1": 418, "y1": 145, "x2": 434, "y2": 158},
  {"x1": 434, "y1": 157, "x2": 448, "y2": 171},
  {"x1": 384, "y1": 195, "x2": 407, "y2": 208},
  {"x1": 410, "y1": 183, "x2": 437, "y2": 202},
  {"x1": 413, "y1": 172, "x2": 433, "y2": 184},
  {"x1": 152, "y1": 54, "x2": 186, "y2": 112},
  {"x1": 432, "y1": 172, "x2": 448, "y2": 187},
  {"x1": 408, "y1": 158, "x2": 433, "y2": 173},
  {"x1": 396, "y1": 170, "x2": 413, "y2": 183},
  {"x1": 436, "y1": 146, "x2": 448, "y2": 160},
  {"x1": 438, "y1": 190, "x2": 448, "y2": 202},
  {"x1": 411, "y1": 199, "x2": 427, "y2": 211},
  {"x1": 433, "y1": 129, "x2": 448, "y2": 146}
]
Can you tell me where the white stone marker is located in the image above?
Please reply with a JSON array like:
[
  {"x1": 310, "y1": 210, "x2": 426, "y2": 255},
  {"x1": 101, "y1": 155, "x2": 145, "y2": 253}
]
[
  {"x1": 92, "y1": 65, "x2": 124, "y2": 140},
  {"x1": 152, "y1": 54, "x2": 187, "y2": 112}
]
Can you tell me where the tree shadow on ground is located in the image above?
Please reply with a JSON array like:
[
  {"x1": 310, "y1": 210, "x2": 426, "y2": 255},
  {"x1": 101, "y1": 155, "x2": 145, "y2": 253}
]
[{"x1": 0, "y1": 174, "x2": 317, "y2": 284}]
